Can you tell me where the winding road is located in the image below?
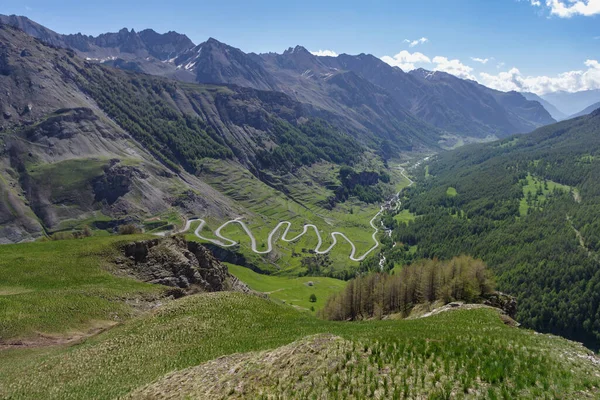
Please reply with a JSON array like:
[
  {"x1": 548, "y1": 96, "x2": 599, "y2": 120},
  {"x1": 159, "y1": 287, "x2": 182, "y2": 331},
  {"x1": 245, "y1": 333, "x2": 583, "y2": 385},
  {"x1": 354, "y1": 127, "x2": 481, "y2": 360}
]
[{"x1": 159, "y1": 166, "x2": 415, "y2": 262}]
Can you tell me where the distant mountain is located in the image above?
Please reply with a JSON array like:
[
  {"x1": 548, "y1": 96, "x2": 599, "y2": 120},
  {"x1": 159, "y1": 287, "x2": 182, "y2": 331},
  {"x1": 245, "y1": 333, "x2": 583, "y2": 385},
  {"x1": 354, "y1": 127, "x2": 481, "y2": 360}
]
[
  {"x1": 173, "y1": 38, "x2": 278, "y2": 91},
  {"x1": 410, "y1": 69, "x2": 554, "y2": 137},
  {"x1": 522, "y1": 92, "x2": 567, "y2": 121},
  {"x1": 481, "y1": 87, "x2": 556, "y2": 133},
  {"x1": 317, "y1": 52, "x2": 554, "y2": 138},
  {"x1": 541, "y1": 89, "x2": 600, "y2": 116},
  {"x1": 0, "y1": 14, "x2": 197, "y2": 80},
  {"x1": 570, "y1": 101, "x2": 600, "y2": 119},
  {"x1": 256, "y1": 46, "x2": 440, "y2": 149}
]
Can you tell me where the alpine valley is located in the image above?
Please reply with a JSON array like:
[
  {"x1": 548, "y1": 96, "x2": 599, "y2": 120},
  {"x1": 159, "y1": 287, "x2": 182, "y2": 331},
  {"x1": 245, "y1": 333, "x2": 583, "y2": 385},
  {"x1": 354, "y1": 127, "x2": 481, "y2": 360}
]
[{"x1": 1, "y1": 10, "x2": 600, "y2": 400}]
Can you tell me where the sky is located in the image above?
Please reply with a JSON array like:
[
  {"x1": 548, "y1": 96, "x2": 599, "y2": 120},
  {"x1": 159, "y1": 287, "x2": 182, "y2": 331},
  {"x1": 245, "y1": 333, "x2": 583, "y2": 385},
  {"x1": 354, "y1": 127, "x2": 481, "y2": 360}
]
[{"x1": 3, "y1": 0, "x2": 599, "y2": 94}]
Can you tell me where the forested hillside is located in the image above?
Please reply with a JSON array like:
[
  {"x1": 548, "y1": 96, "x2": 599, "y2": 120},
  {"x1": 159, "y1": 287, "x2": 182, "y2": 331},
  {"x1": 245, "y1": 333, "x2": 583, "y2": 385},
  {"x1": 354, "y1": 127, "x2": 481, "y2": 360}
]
[{"x1": 385, "y1": 110, "x2": 600, "y2": 346}]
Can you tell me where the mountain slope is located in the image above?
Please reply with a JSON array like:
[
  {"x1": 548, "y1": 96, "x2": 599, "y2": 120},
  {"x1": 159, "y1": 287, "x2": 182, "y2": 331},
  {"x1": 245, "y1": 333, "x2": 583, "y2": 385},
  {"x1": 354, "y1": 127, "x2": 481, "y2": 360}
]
[
  {"x1": 482, "y1": 86, "x2": 556, "y2": 133},
  {"x1": 0, "y1": 17, "x2": 441, "y2": 150},
  {"x1": 0, "y1": 24, "x2": 247, "y2": 242},
  {"x1": 386, "y1": 109, "x2": 600, "y2": 346},
  {"x1": 0, "y1": 24, "x2": 375, "y2": 244},
  {"x1": 0, "y1": 14, "x2": 197, "y2": 80},
  {"x1": 570, "y1": 101, "x2": 600, "y2": 118},
  {"x1": 541, "y1": 89, "x2": 600, "y2": 116},
  {"x1": 522, "y1": 91, "x2": 567, "y2": 121},
  {"x1": 170, "y1": 42, "x2": 442, "y2": 150},
  {"x1": 0, "y1": 14, "x2": 65, "y2": 47},
  {"x1": 260, "y1": 47, "x2": 442, "y2": 149},
  {"x1": 173, "y1": 38, "x2": 278, "y2": 90},
  {"x1": 2, "y1": 291, "x2": 599, "y2": 399}
]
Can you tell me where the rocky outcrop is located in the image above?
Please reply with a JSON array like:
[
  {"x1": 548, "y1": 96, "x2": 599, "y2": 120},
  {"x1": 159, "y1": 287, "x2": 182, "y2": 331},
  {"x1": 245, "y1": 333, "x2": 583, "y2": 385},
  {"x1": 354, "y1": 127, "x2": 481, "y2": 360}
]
[
  {"x1": 119, "y1": 236, "x2": 251, "y2": 295},
  {"x1": 483, "y1": 292, "x2": 518, "y2": 319},
  {"x1": 93, "y1": 161, "x2": 148, "y2": 205}
]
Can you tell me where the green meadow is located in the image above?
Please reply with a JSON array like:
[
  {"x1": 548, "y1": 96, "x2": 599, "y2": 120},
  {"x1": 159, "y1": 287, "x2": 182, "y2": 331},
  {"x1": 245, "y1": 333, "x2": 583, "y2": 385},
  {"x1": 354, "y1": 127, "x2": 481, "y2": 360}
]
[
  {"x1": 519, "y1": 173, "x2": 571, "y2": 216},
  {"x1": 227, "y1": 263, "x2": 346, "y2": 311},
  {"x1": 192, "y1": 159, "x2": 413, "y2": 275}
]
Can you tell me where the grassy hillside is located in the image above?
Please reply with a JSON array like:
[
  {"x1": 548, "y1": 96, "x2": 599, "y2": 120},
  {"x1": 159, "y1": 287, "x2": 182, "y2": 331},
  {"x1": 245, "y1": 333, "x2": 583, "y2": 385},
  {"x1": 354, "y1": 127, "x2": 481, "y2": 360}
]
[
  {"x1": 0, "y1": 236, "x2": 163, "y2": 340},
  {"x1": 1, "y1": 292, "x2": 598, "y2": 399}
]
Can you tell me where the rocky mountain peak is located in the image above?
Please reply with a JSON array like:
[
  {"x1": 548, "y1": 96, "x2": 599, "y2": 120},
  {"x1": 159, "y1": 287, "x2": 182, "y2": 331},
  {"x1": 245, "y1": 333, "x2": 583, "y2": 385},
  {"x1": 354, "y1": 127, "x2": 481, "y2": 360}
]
[
  {"x1": 0, "y1": 14, "x2": 65, "y2": 48},
  {"x1": 283, "y1": 45, "x2": 310, "y2": 55},
  {"x1": 409, "y1": 68, "x2": 440, "y2": 79},
  {"x1": 205, "y1": 37, "x2": 225, "y2": 47},
  {"x1": 137, "y1": 29, "x2": 195, "y2": 60},
  {"x1": 277, "y1": 45, "x2": 325, "y2": 73}
]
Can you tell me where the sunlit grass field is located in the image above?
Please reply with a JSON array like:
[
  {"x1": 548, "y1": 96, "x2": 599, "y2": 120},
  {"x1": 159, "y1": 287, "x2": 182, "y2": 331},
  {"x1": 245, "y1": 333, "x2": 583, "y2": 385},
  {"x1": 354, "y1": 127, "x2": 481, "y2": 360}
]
[
  {"x1": 0, "y1": 236, "x2": 163, "y2": 340},
  {"x1": 519, "y1": 173, "x2": 571, "y2": 216}
]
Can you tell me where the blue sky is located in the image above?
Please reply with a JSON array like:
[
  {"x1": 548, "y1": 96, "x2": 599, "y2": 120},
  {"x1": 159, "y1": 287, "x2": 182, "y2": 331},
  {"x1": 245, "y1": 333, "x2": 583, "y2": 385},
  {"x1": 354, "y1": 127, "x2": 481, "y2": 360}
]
[{"x1": 3, "y1": 0, "x2": 600, "y2": 94}]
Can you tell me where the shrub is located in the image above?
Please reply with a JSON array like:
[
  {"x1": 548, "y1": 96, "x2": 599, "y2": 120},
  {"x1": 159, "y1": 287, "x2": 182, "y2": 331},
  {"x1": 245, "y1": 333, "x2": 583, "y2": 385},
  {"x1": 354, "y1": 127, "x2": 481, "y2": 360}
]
[
  {"x1": 118, "y1": 224, "x2": 142, "y2": 235},
  {"x1": 82, "y1": 225, "x2": 93, "y2": 237},
  {"x1": 50, "y1": 232, "x2": 75, "y2": 241}
]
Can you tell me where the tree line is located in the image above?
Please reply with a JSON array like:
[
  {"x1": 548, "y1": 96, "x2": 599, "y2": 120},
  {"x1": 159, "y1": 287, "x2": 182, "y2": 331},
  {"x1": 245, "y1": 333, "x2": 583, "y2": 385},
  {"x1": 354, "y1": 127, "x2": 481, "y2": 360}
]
[{"x1": 319, "y1": 256, "x2": 495, "y2": 321}]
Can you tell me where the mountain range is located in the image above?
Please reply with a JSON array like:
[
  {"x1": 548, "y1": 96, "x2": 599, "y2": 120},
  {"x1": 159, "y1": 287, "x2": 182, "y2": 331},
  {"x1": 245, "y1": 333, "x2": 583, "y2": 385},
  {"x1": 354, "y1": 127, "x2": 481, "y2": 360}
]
[
  {"x1": 1, "y1": 14, "x2": 556, "y2": 142},
  {"x1": 0, "y1": 22, "x2": 369, "y2": 242},
  {"x1": 522, "y1": 92, "x2": 568, "y2": 121}
]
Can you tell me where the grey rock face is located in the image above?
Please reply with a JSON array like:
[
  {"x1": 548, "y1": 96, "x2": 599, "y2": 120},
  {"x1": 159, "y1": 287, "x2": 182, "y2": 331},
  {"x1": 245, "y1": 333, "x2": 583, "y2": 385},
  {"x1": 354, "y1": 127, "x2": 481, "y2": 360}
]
[{"x1": 121, "y1": 236, "x2": 250, "y2": 294}]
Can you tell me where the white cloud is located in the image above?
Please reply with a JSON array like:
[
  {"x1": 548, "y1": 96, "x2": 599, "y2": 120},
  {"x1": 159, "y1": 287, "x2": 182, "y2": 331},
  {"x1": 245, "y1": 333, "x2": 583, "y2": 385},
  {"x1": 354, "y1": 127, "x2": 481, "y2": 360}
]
[
  {"x1": 381, "y1": 50, "x2": 431, "y2": 71},
  {"x1": 471, "y1": 57, "x2": 490, "y2": 64},
  {"x1": 432, "y1": 56, "x2": 475, "y2": 80},
  {"x1": 530, "y1": 0, "x2": 542, "y2": 6},
  {"x1": 479, "y1": 60, "x2": 600, "y2": 94},
  {"x1": 381, "y1": 50, "x2": 600, "y2": 96},
  {"x1": 403, "y1": 37, "x2": 429, "y2": 47},
  {"x1": 541, "y1": 0, "x2": 600, "y2": 17},
  {"x1": 381, "y1": 51, "x2": 475, "y2": 79},
  {"x1": 311, "y1": 49, "x2": 338, "y2": 57}
]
